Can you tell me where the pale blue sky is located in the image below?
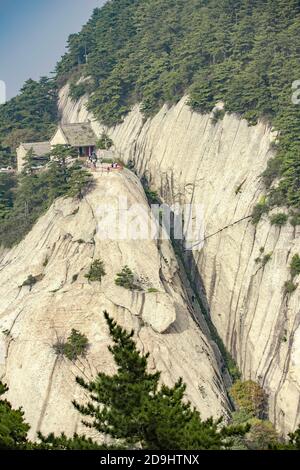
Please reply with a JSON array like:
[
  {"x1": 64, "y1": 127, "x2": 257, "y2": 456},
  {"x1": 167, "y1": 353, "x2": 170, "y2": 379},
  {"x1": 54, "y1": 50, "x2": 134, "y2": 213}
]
[{"x1": 0, "y1": 0, "x2": 106, "y2": 99}]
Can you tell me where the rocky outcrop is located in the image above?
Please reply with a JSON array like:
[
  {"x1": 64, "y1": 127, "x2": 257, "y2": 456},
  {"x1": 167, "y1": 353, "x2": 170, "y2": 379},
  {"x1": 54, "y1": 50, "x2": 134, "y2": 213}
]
[
  {"x1": 59, "y1": 84, "x2": 300, "y2": 434},
  {"x1": 0, "y1": 170, "x2": 228, "y2": 438}
]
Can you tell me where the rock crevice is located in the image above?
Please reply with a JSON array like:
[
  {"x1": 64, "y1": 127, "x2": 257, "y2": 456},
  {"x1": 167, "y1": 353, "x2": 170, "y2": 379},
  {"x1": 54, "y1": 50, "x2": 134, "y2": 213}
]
[
  {"x1": 0, "y1": 170, "x2": 228, "y2": 437},
  {"x1": 58, "y1": 85, "x2": 300, "y2": 433}
]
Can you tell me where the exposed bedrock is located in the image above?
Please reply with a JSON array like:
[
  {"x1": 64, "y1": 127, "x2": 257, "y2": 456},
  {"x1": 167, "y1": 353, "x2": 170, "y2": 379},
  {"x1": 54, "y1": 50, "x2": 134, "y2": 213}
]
[{"x1": 59, "y1": 84, "x2": 300, "y2": 433}]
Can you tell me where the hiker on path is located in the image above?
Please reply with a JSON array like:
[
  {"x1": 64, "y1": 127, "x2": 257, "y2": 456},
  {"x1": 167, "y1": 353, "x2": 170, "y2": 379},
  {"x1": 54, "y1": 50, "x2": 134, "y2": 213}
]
[{"x1": 91, "y1": 151, "x2": 98, "y2": 170}]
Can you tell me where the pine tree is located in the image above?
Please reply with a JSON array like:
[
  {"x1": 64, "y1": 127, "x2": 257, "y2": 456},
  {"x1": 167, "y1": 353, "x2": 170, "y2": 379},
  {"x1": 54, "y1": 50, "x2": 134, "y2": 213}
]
[
  {"x1": 73, "y1": 311, "x2": 247, "y2": 450},
  {"x1": 0, "y1": 382, "x2": 30, "y2": 450},
  {"x1": 0, "y1": 381, "x2": 104, "y2": 450},
  {"x1": 67, "y1": 165, "x2": 93, "y2": 199},
  {"x1": 22, "y1": 148, "x2": 35, "y2": 175},
  {"x1": 230, "y1": 380, "x2": 267, "y2": 419}
]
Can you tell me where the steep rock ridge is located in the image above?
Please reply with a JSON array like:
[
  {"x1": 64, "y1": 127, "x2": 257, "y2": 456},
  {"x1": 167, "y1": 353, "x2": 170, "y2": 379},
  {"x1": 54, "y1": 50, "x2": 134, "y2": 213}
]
[
  {"x1": 0, "y1": 169, "x2": 228, "y2": 438},
  {"x1": 59, "y1": 84, "x2": 300, "y2": 434}
]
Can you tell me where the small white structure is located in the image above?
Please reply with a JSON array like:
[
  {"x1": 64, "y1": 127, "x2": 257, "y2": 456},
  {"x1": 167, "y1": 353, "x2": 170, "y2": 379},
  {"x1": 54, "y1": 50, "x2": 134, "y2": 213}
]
[
  {"x1": 0, "y1": 167, "x2": 14, "y2": 174},
  {"x1": 16, "y1": 142, "x2": 51, "y2": 173}
]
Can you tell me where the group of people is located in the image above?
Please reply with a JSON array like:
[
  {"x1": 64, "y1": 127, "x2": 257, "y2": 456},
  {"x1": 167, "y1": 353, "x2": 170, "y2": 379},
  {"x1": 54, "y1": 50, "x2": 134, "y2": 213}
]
[
  {"x1": 86, "y1": 151, "x2": 122, "y2": 173},
  {"x1": 106, "y1": 161, "x2": 121, "y2": 172},
  {"x1": 87, "y1": 151, "x2": 98, "y2": 169}
]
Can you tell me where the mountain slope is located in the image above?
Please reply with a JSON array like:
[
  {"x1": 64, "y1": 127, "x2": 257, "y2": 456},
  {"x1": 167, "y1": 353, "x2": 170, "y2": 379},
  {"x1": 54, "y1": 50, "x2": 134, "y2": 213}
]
[
  {"x1": 59, "y1": 86, "x2": 300, "y2": 434},
  {"x1": 56, "y1": 0, "x2": 300, "y2": 208},
  {"x1": 0, "y1": 169, "x2": 228, "y2": 438}
]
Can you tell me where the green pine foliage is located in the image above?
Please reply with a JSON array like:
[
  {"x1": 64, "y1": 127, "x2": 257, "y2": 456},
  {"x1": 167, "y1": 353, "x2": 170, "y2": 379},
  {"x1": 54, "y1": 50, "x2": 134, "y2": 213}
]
[
  {"x1": 282, "y1": 254, "x2": 300, "y2": 295},
  {"x1": 54, "y1": 0, "x2": 300, "y2": 207},
  {"x1": 96, "y1": 133, "x2": 114, "y2": 150},
  {"x1": 0, "y1": 77, "x2": 58, "y2": 167},
  {"x1": 283, "y1": 280, "x2": 298, "y2": 295},
  {"x1": 85, "y1": 259, "x2": 106, "y2": 282},
  {"x1": 1, "y1": 317, "x2": 300, "y2": 450},
  {"x1": 211, "y1": 108, "x2": 226, "y2": 125},
  {"x1": 230, "y1": 380, "x2": 267, "y2": 419},
  {"x1": 23, "y1": 148, "x2": 48, "y2": 174},
  {"x1": 271, "y1": 427, "x2": 300, "y2": 450},
  {"x1": 270, "y1": 213, "x2": 288, "y2": 226},
  {"x1": 73, "y1": 311, "x2": 247, "y2": 450},
  {"x1": 290, "y1": 211, "x2": 300, "y2": 227},
  {"x1": 0, "y1": 173, "x2": 16, "y2": 219},
  {"x1": 290, "y1": 254, "x2": 300, "y2": 279},
  {"x1": 69, "y1": 79, "x2": 94, "y2": 102},
  {"x1": 115, "y1": 266, "x2": 141, "y2": 290},
  {"x1": 0, "y1": 382, "x2": 30, "y2": 450},
  {"x1": 36, "y1": 432, "x2": 107, "y2": 450},
  {"x1": 0, "y1": 151, "x2": 94, "y2": 248},
  {"x1": 255, "y1": 252, "x2": 272, "y2": 268},
  {"x1": 251, "y1": 197, "x2": 269, "y2": 224},
  {"x1": 0, "y1": 380, "x2": 104, "y2": 450},
  {"x1": 53, "y1": 329, "x2": 89, "y2": 361},
  {"x1": 66, "y1": 164, "x2": 94, "y2": 199}
]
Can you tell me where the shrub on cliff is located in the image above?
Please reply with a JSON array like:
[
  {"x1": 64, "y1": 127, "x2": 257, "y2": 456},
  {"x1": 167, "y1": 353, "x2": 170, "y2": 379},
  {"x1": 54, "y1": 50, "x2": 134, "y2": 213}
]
[
  {"x1": 230, "y1": 411, "x2": 279, "y2": 450},
  {"x1": 252, "y1": 198, "x2": 269, "y2": 224},
  {"x1": 115, "y1": 266, "x2": 141, "y2": 291},
  {"x1": 211, "y1": 108, "x2": 225, "y2": 125},
  {"x1": 53, "y1": 329, "x2": 89, "y2": 361},
  {"x1": 20, "y1": 274, "x2": 44, "y2": 291},
  {"x1": 270, "y1": 213, "x2": 288, "y2": 227},
  {"x1": 290, "y1": 212, "x2": 300, "y2": 227},
  {"x1": 71, "y1": 311, "x2": 248, "y2": 450},
  {"x1": 230, "y1": 380, "x2": 267, "y2": 419},
  {"x1": 283, "y1": 280, "x2": 298, "y2": 295},
  {"x1": 85, "y1": 259, "x2": 106, "y2": 283},
  {"x1": 96, "y1": 133, "x2": 113, "y2": 150},
  {"x1": 290, "y1": 254, "x2": 300, "y2": 279}
]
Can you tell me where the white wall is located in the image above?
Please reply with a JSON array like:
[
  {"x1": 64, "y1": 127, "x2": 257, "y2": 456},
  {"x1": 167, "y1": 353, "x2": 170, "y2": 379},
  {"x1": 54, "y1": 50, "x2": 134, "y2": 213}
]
[
  {"x1": 16, "y1": 145, "x2": 27, "y2": 173},
  {"x1": 50, "y1": 127, "x2": 68, "y2": 146}
]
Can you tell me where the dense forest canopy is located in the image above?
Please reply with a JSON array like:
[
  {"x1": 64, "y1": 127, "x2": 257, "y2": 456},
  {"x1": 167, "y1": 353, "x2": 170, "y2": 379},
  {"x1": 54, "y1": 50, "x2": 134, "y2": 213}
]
[
  {"x1": 0, "y1": 77, "x2": 59, "y2": 235},
  {"x1": 0, "y1": 77, "x2": 58, "y2": 166},
  {"x1": 56, "y1": 0, "x2": 300, "y2": 208}
]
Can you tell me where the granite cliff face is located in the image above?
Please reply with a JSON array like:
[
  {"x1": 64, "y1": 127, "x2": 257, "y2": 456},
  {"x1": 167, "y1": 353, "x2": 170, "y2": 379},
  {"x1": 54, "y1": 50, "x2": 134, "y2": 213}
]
[
  {"x1": 0, "y1": 170, "x2": 228, "y2": 438},
  {"x1": 59, "y1": 84, "x2": 300, "y2": 434}
]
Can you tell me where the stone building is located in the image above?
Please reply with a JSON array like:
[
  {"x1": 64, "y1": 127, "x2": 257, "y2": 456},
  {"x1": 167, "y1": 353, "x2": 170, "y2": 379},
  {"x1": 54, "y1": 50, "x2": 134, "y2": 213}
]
[
  {"x1": 16, "y1": 142, "x2": 51, "y2": 173},
  {"x1": 16, "y1": 122, "x2": 97, "y2": 172}
]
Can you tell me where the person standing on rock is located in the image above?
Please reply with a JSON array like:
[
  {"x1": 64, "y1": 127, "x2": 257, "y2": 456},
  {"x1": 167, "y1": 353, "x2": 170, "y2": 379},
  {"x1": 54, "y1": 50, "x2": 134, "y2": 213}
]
[{"x1": 91, "y1": 151, "x2": 98, "y2": 170}]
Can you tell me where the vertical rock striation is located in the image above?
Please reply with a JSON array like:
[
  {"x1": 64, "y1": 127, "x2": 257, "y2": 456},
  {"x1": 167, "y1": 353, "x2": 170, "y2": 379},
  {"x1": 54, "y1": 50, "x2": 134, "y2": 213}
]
[
  {"x1": 59, "y1": 84, "x2": 300, "y2": 433},
  {"x1": 0, "y1": 170, "x2": 229, "y2": 438}
]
